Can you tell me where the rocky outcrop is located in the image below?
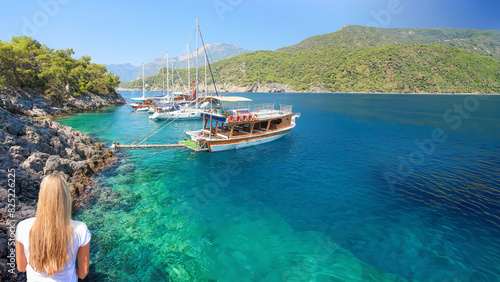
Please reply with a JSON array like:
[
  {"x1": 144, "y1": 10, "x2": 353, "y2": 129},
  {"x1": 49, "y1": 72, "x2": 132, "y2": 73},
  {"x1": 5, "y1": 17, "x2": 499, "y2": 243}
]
[
  {"x1": 0, "y1": 88, "x2": 125, "y2": 117},
  {"x1": 0, "y1": 89, "x2": 121, "y2": 281}
]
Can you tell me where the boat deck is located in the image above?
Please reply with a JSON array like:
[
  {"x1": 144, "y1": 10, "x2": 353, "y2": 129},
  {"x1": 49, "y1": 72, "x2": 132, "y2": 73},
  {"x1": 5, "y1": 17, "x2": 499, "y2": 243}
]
[
  {"x1": 179, "y1": 140, "x2": 209, "y2": 151},
  {"x1": 200, "y1": 123, "x2": 280, "y2": 140}
]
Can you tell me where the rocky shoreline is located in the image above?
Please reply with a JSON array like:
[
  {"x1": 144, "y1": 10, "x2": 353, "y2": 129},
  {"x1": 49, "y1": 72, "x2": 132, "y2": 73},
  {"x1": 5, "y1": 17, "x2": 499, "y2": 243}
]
[
  {"x1": 1, "y1": 88, "x2": 125, "y2": 117},
  {"x1": 0, "y1": 88, "x2": 125, "y2": 281},
  {"x1": 116, "y1": 82, "x2": 329, "y2": 93},
  {"x1": 117, "y1": 84, "x2": 498, "y2": 95}
]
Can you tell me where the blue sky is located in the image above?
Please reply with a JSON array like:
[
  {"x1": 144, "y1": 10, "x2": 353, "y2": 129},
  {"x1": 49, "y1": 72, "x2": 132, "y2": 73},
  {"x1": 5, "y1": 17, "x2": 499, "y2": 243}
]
[{"x1": 1, "y1": 0, "x2": 499, "y2": 66}]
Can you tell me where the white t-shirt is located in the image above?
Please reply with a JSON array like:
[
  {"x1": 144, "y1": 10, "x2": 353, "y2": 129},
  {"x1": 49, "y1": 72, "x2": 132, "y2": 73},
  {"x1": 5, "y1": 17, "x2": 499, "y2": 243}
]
[{"x1": 16, "y1": 218, "x2": 91, "y2": 282}]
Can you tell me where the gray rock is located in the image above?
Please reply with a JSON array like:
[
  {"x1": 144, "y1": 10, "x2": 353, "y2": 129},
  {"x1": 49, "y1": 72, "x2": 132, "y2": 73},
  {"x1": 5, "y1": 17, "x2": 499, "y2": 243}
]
[
  {"x1": 10, "y1": 154, "x2": 26, "y2": 165},
  {"x1": 1, "y1": 88, "x2": 124, "y2": 117},
  {"x1": 21, "y1": 153, "x2": 50, "y2": 173},
  {"x1": 71, "y1": 160, "x2": 90, "y2": 176},
  {"x1": 43, "y1": 155, "x2": 74, "y2": 175},
  {"x1": 27, "y1": 107, "x2": 49, "y2": 117},
  {"x1": 9, "y1": 146, "x2": 30, "y2": 157},
  {"x1": 0, "y1": 88, "x2": 123, "y2": 281}
]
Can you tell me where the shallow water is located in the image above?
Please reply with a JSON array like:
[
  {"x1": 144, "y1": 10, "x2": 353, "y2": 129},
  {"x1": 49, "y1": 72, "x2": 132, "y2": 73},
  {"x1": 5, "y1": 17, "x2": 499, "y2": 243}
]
[{"x1": 56, "y1": 92, "x2": 500, "y2": 281}]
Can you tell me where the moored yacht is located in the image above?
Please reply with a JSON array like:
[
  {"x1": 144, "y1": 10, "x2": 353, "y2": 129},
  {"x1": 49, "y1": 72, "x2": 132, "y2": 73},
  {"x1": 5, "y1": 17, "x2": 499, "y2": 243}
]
[{"x1": 183, "y1": 96, "x2": 300, "y2": 152}]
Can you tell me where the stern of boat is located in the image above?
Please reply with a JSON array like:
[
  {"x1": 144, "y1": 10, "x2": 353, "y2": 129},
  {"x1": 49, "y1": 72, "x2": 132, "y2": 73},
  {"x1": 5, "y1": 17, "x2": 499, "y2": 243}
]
[{"x1": 185, "y1": 130, "x2": 205, "y2": 141}]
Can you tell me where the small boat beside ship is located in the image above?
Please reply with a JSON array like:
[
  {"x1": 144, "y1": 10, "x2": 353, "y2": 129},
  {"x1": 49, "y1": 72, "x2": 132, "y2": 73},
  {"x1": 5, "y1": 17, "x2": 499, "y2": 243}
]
[
  {"x1": 149, "y1": 103, "x2": 201, "y2": 120},
  {"x1": 129, "y1": 98, "x2": 155, "y2": 112},
  {"x1": 149, "y1": 98, "x2": 217, "y2": 120},
  {"x1": 182, "y1": 96, "x2": 300, "y2": 152},
  {"x1": 128, "y1": 63, "x2": 155, "y2": 112}
]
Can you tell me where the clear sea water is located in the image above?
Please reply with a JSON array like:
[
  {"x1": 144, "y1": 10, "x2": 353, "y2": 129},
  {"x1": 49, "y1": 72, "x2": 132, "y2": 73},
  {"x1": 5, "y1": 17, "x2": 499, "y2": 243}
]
[{"x1": 55, "y1": 92, "x2": 500, "y2": 281}]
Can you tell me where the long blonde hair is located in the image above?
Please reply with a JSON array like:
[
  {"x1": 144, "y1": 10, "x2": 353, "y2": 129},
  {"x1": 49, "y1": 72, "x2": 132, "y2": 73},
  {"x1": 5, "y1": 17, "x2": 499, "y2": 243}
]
[{"x1": 29, "y1": 173, "x2": 73, "y2": 275}]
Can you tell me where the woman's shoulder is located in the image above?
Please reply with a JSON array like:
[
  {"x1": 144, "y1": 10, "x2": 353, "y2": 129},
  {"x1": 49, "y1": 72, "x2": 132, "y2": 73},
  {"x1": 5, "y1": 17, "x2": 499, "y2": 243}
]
[
  {"x1": 71, "y1": 220, "x2": 91, "y2": 246},
  {"x1": 16, "y1": 217, "x2": 36, "y2": 243},
  {"x1": 17, "y1": 217, "x2": 36, "y2": 229},
  {"x1": 71, "y1": 220, "x2": 89, "y2": 231}
]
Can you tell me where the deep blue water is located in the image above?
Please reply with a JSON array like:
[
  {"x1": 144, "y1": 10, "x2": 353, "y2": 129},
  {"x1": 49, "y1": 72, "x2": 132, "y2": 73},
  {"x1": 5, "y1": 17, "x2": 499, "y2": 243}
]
[{"x1": 56, "y1": 92, "x2": 500, "y2": 281}]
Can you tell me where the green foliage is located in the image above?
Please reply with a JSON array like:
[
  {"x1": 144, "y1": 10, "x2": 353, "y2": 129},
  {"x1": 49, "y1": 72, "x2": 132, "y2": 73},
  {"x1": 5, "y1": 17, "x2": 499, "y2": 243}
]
[
  {"x1": 278, "y1": 25, "x2": 500, "y2": 61},
  {"x1": 0, "y1": 36, "x2": 119, "y2": 101},
  {"x1": 124, "y1": 44, "x2": 500, "y2": 94},
  {"x1": 0, "y1": 36, "x2": 48, "y2": 89}
]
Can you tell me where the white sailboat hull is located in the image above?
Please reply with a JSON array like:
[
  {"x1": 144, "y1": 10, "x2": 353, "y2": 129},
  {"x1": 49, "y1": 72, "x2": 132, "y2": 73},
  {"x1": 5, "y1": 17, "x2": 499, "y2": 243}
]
[{"x1": 150, "y1": 110, "x2": 201, "y2": 120}]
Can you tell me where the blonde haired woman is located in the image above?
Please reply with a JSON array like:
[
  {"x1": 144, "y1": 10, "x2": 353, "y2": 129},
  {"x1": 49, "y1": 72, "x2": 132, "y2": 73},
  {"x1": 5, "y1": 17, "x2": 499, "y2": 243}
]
[{"x1": 15, "y1": 173, "x2": 91, "y2": 281}]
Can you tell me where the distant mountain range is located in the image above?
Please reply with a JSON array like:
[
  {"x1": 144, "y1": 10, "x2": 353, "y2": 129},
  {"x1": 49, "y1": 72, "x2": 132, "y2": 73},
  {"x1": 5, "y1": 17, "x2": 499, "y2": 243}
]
[
  {"x1": 122, "y1": 25, "x2": 500, "y2": 94},
  {"x1": 106, "y1": 43, "x2": 250, "y2": 82}
]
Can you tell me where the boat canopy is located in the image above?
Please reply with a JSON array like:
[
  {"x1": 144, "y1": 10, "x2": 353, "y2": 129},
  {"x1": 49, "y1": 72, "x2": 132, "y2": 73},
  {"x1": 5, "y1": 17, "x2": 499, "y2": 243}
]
[{"x1": 214, "y1": 96, "x2": 252, "y2": 102}]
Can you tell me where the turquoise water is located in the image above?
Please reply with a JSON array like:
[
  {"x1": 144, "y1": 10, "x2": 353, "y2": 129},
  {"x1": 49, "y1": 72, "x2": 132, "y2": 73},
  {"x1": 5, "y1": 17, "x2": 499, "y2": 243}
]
[{"x1": 56, "y1": 92, "x2": 500, "y2": 281}]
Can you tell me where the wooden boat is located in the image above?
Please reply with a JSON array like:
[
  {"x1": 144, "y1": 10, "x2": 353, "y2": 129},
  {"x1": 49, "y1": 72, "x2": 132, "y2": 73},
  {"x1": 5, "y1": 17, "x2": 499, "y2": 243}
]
[
  {"x1": 184, "y1": 97, "x2": 300, "y2": 152},
  {"x1": 129, "y1": 98, "x2": 155, "y2": 111},
  {"x1": 128, "y1": 63, "x2": 155, "y2": 112}
]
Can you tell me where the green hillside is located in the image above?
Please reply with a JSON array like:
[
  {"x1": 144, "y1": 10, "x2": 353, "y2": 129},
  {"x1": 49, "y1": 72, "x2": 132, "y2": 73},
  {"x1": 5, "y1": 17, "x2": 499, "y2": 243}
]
[
  {"x1": 278, "y1": 25, "x2": 500, "y2": 61},
  {"x1": 123, "y1": 44, "x2": 500, "y2": 94}
]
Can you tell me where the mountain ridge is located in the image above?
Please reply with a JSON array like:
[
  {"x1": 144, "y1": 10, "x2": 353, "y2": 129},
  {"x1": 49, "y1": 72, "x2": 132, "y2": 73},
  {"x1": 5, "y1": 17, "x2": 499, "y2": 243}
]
[
  {"x1": 121, "y1": 26, "x2": 500, "y2": 94},
  {"x1": 277, "y1": 25, "x2": 500, "y2": 61},
  {"x1": 105, "y1": 43, "x2": 250, "y2": 81}
]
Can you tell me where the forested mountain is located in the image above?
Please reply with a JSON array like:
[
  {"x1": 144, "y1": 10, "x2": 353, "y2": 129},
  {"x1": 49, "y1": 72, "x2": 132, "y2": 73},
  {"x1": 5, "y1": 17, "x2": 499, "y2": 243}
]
[
  {"x1": 278, "y1": 25, "x2": 500, "y2": 61},
  {"x1": 122, "y1": 26, "x2": 500, "y2": 94},
  {"x1": 122, "y1": 44, "x2": 500, "y2": 94},
  {"x1": 0, "y1": 36, "x2": 119, "y2": 102},
  {"x1": 106, "y1": 43, "x2": 250, "y2": 82}
]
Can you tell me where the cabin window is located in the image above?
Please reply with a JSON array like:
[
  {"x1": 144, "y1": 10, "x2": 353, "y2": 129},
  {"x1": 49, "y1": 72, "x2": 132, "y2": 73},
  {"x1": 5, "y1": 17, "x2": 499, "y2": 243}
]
[
  {"x1": 254, "y1": 121, "x2": 267, "y2": 130},
  {"x1": 269, "y1": 119, "x2": 282, "y2": 130}
]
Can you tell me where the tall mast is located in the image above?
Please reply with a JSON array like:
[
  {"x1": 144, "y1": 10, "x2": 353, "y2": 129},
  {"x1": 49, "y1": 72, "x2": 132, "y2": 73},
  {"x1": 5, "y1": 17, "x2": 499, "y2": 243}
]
[
  {"x1": 171, "y1": 58, "x2": 174, "y2": 98},
  {"x1": 166, "y1": 52, "x2": 169, "y2": 98},
  {"x1": 195, "y1": 17, "x2": 199, "y2": 109},
  {"x1": 142, "y1": 63, "x2": 145, "y2": 99},
  {"x1": 205, "y1": 45, "x2": 207, "y2": 97},
  {"x1": 187, "y1": 43, "x2": 190, "y2": 94},
  {"x1": 161, "y1": 49, "x2": 165, "y2": 97}
]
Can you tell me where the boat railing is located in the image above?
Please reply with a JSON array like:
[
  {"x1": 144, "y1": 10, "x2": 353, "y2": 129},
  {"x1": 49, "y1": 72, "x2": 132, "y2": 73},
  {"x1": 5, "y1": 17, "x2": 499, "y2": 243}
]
[
  {"x1": 250, "y1": 103, "x2": 275, "y2": 113},
  {"x1": 280, "y1": 104, "x2": 293, "y2": 113},
  {"x1": 221, "y1": 103, "x2": 292, "y2": 119}
]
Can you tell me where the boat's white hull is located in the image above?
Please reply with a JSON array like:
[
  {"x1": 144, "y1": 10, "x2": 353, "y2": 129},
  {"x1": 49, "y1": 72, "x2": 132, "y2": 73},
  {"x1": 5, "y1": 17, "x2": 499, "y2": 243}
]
[
  {"x1": 208, "y1": 130, "x2": 290, "y2": 152},
  {"x1": 135, "y1": 107, "x2": 150, "y2": 112},
  {"x1": 150, "y1": 111, "x2": 201, "y2": 120}
]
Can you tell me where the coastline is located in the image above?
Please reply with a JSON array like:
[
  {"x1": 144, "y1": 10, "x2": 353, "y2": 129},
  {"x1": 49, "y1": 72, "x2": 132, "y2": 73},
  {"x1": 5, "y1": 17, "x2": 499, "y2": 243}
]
[
  {"x1": 116, "y1": 87, "x2": 499, "y2": 95},
  {"x1": 0, "y1": 88, "x2": 125, "y2": 281}
]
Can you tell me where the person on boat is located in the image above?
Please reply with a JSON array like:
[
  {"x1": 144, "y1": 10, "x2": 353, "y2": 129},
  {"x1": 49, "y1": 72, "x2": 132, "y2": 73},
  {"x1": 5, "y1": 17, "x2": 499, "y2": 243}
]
[{"x1": 16, "y1": 173, "x2": 91, "y2": 281}]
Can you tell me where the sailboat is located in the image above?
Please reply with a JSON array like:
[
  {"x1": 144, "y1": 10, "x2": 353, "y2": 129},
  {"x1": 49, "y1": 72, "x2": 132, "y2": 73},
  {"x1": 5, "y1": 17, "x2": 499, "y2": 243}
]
[
  {"x1": 180, "y1": 18, "x2": 300, "y2": 152},
  {"x1": 148, "y1": 49, "x2": 171, "y2": 113},
  {"x1": 128, "y1": 63, "x2": 154, "y2": 112},
  {"x1": 150, "y1": 19, "x2": 217, "y2": 121}
]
